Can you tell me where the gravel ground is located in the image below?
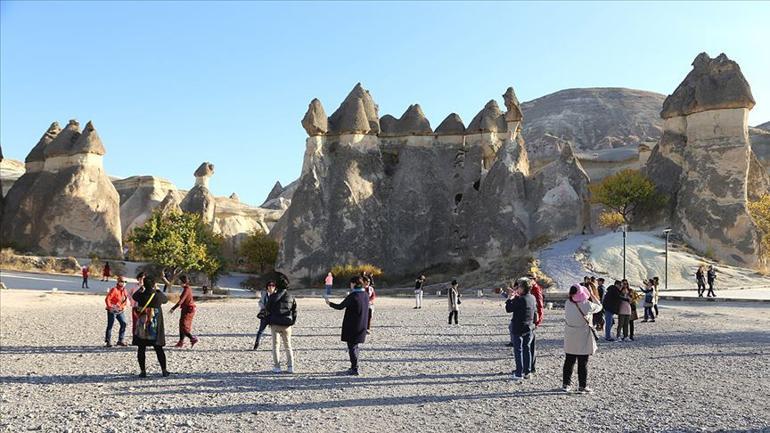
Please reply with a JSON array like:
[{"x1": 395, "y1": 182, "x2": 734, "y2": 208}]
[{"x1": 1, "y1": 290, "x2": 769, "y2": 433}]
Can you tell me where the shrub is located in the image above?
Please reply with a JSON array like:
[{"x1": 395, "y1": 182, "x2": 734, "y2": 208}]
[
  {"x1": 598, "y1": 211, "x2": 625, "y2": 231},
  {"x1": 239, "y1": 230, "x2": 278, "y2": 273},
  {"x1": 748, "y1": 194, "x2": 770, "y2": 265},
  {"x1": 329, "y1": 264, "x2": 384, "y2": 282}
]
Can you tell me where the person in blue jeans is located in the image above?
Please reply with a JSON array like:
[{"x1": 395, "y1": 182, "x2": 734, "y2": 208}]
[
  {"x1": 505, "y1": 278, "x2": 537, "y2": 381},
  {"x1": 602, "y1": 280, "x2": 622, "y2": 341}
]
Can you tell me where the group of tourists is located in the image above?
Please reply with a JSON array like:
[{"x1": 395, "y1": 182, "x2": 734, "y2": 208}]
[
  {"x1": 80, "y1": 262, "x2": 114, "y2": 288},
  {"x1": 695, "y1": 264, "x2": 718, "y2": 297}
]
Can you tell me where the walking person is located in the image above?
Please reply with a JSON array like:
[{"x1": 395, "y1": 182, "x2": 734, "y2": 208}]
[
  {"x1": 414, "y1": 275, "x2": 425, "y2": 309},
  {"x1": 706, "y1": 265, "x2": 717, "y2": 297},
  {"x1": 563, "y1": 284, "x2": 603, "y2": 393},
  {"x1": 170, "y1": 275, "x2": 199, "y2": 348},
  {"x1": 266, "y1": 275, "x2": 297, "y2": 373},
  {"x1": 253, "y1": 281, "x2": 273, "y2": 350},
  {"x1": 324, "y1": 272, "x2": 334, "y2": 298},
  {"x1": 528, "y1": 274, "x2": 544, "y2": 373},
  {"x1": 506, "y1": 278, "x2": 537, "y2": 381},
  {"x1": 447, "y1": 280, "x2": 460, "y2": 325},
  {"x1": 325, "y1": 276, "x2": 369, "y2": 375},
  {"x1": 696, "y1": 265, "x2": 707, "y2": 297},
  {"x1": 640, "y1": 280, "x2": 655, "y2": 322},
  {"x1": 602, "y1": 280, "x2": 622, "y2": 341},
  {"x1": 101, "y1": 262, "x2": 111, "y2": 282},
  {"x1": 81, "y1": 265, "x2": 90, "y2": 289},
  {"x1": 130, "y1": 272, "x2": 144, "y2": 335},
  {"x1": 364, "y1": 276, "x2": 376, "y2": 333},
  {"x1": 104, "y1": 276, "x2": 129, "y2": 347},
  {"x1": 131, "y1": 276, "x2": 170, "y2": 377}
]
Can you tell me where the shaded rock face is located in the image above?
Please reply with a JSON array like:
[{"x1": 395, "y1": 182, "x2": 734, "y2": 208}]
[
  {"x1": 521, "y1": 88, "x2": 665, "y2": 163},
  {"x1": 328, "y1": 83, "x2": 380, "y2": 134},
  {"x1": 750, "y1": 126, "x2": 770, "y2": 176},
  {"x1": 0, "y1": 121, "x2": 122, "y2": 257},
  {"x1": 113, "y1": 176, "x2": 178, "y2": 236},
  {"x1": 435, "y1": 114, "x2": 466, "y2": 135},
  {"x1": 273, "y1": 87, "x2": 591, "y2": 279},
  {"x1": 213, "y1": 195, "x2": 284, "y2": 259},
  {"x1": 646, "y1": 53, "x2": 764, "y2": 268},
  {"x1": 181, "y1": 162, "x2": 216, "y2": 224},
  {"x1": 301, "y1": 99, "x2": 328, "y2": 136}
]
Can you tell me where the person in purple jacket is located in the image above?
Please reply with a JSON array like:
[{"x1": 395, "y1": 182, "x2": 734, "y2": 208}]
[{"x1": 325, "y1": 276, "x2": 370, "y2": 376}]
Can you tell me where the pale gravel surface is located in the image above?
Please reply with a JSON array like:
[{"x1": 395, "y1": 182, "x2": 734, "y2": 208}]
[{"x1": 1, "y1": 290, "x2": 769, "y2": 433}]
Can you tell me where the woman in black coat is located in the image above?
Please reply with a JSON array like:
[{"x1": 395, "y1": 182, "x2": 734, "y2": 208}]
[
  {"x1": 325, "y1": 276, "x2": 369, "y2": 375},
  {"x1": 132, "y1": 276, "x2": 170, "y2": 377}
]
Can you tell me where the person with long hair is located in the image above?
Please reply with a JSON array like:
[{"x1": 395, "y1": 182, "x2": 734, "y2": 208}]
[
  {"x1": 104, "y1": 276, "x2": 129, "y2": 347},
  {"x1": 325, "y1": 276, "x2": 369, "y2": 375},
  {"x1": 132, "y1": 276, "x2": 169, "y2": 377},
  {"x1": 562, "y1": 284, "x2": 602, "y2": 393},
  {"x1": 696, "y1": 265, "x2": 707, "y2": 297},
  {"x1": 364, "y1": 276, "x2": 376, "y2": 334},
  {"x1": 170, "y1": 275, "x2": 198, "y2": 348},
  {"x1": 253, "y1": 281, "x2": 274, "y2": 350}
]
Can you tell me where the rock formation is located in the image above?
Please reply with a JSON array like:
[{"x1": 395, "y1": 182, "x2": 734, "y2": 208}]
[
  {"x1": 0, "y1": 120, "x2": 122, "y2": 257},
  {"x1": 646, "y1": 53, "x2": 767, "y2": 268},
  {"x1": 301, "y1": 98, "x2": 328, "y2": 136},
  {"x1": 750, "y1": 123, "x2": 770, "y2": 175},
  {"x1": 272, "y1": 84, "x2": 591, "y2": 279},
  {"x1": 327, "y1": 83, "x2": 380, "y2": 134},
  {"x1": 113, "y1": 175, "x2": 178, "y2": 235},
  {"x1": 213, "y1": 195, "x2": 284, "y2": 258},
  {"x1": 260, "y1": 180, "x2": 298, "y2": 210},
  {"x1": 180, "y1": 162, "x2": 216, "y2": 225}
]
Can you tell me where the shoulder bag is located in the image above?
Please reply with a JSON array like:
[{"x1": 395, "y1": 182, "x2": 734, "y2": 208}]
[{"x1": 572, "y1": 299, "x2": 599, "y2": 342}]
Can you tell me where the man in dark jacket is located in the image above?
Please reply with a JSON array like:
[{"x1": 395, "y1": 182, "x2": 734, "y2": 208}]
[
  {"x1": 506, "y1": 278, "x2": 537, "y2": 381},
  {"x1": 602, "y1": 280, "x2": 622, "y2": 341},
  {"x1": 266, "y1": 274, "x2": 297, "y2": 373},
  {"x1": 326, "y1": 276, "x2": 370, "y2": 375}
]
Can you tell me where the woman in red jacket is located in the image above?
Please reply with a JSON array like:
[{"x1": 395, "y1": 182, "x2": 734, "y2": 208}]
[
  {"x1": 104, "y1": 276, "x2": 129, "y2": 347},
  {"x1": 170, "y1": 275, "x2": 199, "y2": 348}
]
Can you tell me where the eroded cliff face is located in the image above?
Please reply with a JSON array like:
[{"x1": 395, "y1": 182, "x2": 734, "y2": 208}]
[
  {"x1": 273, "y1": 85, "x2": 591, "y2": 279},
  {"x1": 646, "y1": 53, "x2": 768, "y2": 268}
]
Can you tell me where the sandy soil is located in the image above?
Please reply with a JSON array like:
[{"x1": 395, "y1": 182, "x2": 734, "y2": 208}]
[{"x1": 1, "y1": 291, "x2": 769, "y2": 433}]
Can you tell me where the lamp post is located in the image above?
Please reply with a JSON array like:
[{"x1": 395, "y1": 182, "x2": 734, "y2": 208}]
[
  {"x1": 663, "y1": 228, "x2": 672, "y2": 291},
  {"x1": 622, "y1": 224, "x2": 628, "y2": 280}
]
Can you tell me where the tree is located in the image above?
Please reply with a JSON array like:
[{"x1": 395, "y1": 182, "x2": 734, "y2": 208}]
[
  {"x1": 748, "y1": 194, "x2": 770, "y2": 265},
  {"x1": 590, "y1": 169, "x2": 667, "y2": 226},
  {"x1": 129, "y1": 210, "x2": 225, "y2": 285},
  {"x1": 239, "y1": 229, "x2": 279, "y2": 273},
  {"x1": 598, "y1": 210, "x2": 625, "y2": 231}
]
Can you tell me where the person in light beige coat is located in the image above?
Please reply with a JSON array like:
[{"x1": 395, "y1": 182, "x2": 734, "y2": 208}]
[{"x1": 562, "y1": 284, "x2": 602, "y2": 393}]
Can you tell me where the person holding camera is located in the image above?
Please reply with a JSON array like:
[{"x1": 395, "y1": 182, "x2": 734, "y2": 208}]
[
  {"x1": 266, "y1": 275, "x2": 297, "y2": 373},
  {"x1": 563, "y1": 284, "x2": 603, "y2": 393},
  {"x1": 325, "y1": 276, "x2": 369, "y2": 375},
  {"x1": 506, "y1": 278, "x2": 537, "y2": 381},
  {"x1": 132, "y1": 276, "x2": 170, "y2": 377},
  {"x1": 253, "y1": 281, "x2": 274, "y2": 350}
]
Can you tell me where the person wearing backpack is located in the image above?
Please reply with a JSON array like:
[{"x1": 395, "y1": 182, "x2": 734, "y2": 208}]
[
  {"x1": 131, "y1": 276, "x2": 170, "y2": 378},
  {"x1": 266, "y1": 274, "x2": 297, "y2": 373}
]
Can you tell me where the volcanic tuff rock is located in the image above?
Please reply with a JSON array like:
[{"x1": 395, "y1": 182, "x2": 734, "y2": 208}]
[
  {"x1": 646, "y1": 53, "x2": 766, "y2": 268},
  {"x1": 261, "y1": 180, "x2": 298, "y2": 210},
  {"x1": 273, "y1": 84, "x2": 590, "y2": 279},
  {"x1": 750, "y1": 125, "x2": 770, "y2": 175},
  {"x1": 180, "y1": 162, "x2": 216, "y2": 225},
  {"x1": 113, "y1": 176, "x2": 178, "y2": 236},
  {"x1": 394, "y1": 104, "x2": 433, "y2": 135},
  {"x1": 0, "y1": 120, "x2": 122, "y2": 257},
  {"x1": 521, "y1": 88, "x2": 665, "y2": 162},
  {"x1": 503, "y1": 87, "x2": 523, "y2": 122},
  {"x1": 328, "y1": 83, "x2": 380, "y2": 134},
  {"x1": 434, "y1": 114, "x2": 466, "y2": 135},
  {"x1": 301, "y1": 99, "x2": 329, "y2": 136}
]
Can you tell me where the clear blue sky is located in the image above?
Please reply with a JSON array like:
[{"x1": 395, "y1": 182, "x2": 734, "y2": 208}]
[{"x1": 2, "y1": 1, "x2": 769, "y2": 205}]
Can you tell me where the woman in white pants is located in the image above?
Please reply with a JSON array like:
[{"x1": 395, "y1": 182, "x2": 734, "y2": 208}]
[{"x1": 414, "y1": 275, "x2": 426, "y2": 309}]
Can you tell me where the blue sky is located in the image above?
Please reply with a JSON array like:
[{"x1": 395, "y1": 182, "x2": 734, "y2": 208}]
[{"x1": 2, "y1": 1, "x2": 769, "y2": 205}]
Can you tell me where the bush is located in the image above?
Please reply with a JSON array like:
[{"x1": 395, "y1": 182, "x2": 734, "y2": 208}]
[
  {"x1": 598, "y1": 211, "x2": 625, "y2": 231},
  {"x1": 239, "y1": 230, "x2": 278, "y2": 273},
  {"x1": 748, "y1": 194, "x2": 770, "y2": 266},
  {"x1": 329, "y1": 264, "x2": 384, "y2": 282}
]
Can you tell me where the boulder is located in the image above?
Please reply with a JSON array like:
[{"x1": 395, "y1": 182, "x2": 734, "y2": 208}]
[
  {"x1": 434, "y1": 113, "x2": 466, "y2": 135},
  {"x1": 180, "y1": 162, "x2": 216, "y2": 225},
  {"x1": 503, "y1": 87, "x2": 523, "y2": 122},
  {"x1": 301, "y1": 98, "x2": 329, "y2": 136},
  {"x1": 261, "y1": 179, "x2": 298, "y2": 210},
  {"x1": 379, "y1": 115, "x2": 399, "y2": 135},
  {"x1": 467, "y1": 100, "x2": 507, "y2": 133}
]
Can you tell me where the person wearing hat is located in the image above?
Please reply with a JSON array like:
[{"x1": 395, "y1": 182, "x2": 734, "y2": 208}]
[{"x1": 104, "y1": 276, "x2": 129, "y2": 347}]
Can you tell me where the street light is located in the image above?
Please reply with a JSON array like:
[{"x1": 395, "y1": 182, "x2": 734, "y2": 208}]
[
  {"x1": 663, "y1": 228, "x2": 671, "y2": 290},
  {"x1": 622, "y1": 224, "x2": 628, "y2": 280}
]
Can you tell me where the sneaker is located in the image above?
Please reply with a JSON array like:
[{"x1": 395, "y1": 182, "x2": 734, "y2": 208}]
[
  {"x1": 116, "y1": 341, "x2": 127, "y2": 347},
  {"x1": 105, "y1": 342, "x2": 112, "y2": 348},
  {"x1": 174, "y1": 341, "x2": 185, "y2": 348},
  {"x1": 578, "y1": 387, "x2": 593, "y2": 394},
  {"x1": 604, "y1": 338, "x2": 615, "y2": 342},
  {"x1": 650, "y1": 320, "x2": 656, "y2": 323},
  {"x1": 629, "y1": 336, "x2": 635, "y2": 341},
  {"x1": 253, "y1": 343, "x2": 259, "y2": 351},
  {"x1": 287, "y1": 366, "x2": 294, "y2": 374},
  {"x1": 347, "y1": 368, "x2": 359, "y2": 376},
  {"x1": 621, "y1": 337, "x2": 627, "y2": 342},
  {"x1": 190, "y1": 337, "x2": 199, "y2": 348},
  {"x1": 511, "y1": 375, "x2": 523, "y2": 381},
  {"x1": 523, "y1": 374, "x2": 531, "y2": 379},
  {"x1": 413, "y1": 307, "x2": 419, "y2": 309},
  {"x1": 272, "y1": 366, "x2": 282, "y2": 374},
  {"x1": 641, "y1": 319, "x2": 649, "y2": 323},
  {"x1": 162, "y1": 370, "x2": 171, "y2": 377},
  {"x1": 561, "y1": 385, "x2": 572, "y2": 393},
  {"x1": 138, "y1": 371, "x2": 147, "y2": 378},
  {"x1": 505, "y1": 342, "x2": 514, "y2": 347},
  {"x1": 366, "y1": 330, "x2": 371, "y2": 335}
]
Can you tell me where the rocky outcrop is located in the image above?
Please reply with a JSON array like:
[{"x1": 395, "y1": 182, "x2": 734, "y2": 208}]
[
  {"x1": 0, "y1": 120, "x2": 122, "y2": 257},
  {"x1": 301, "y1": 99, "x2": 328, "y2": 136},
  {"x1": 274, "y1": 85, "x2": 590, "y2": 279},
  {"x1": 646, "y1": 53, "x2": 764, "y2": 268},
  {"x1": 750, "y1": 125, "x2": 770, "y2": 175},
  {"x1": 113, "y1": 176, "x2": 178, "y2": 236},
  {"x1": 260, "y1": 180, "x2": 298, "y2": 210},
  {"x1": 213, "y1": 196, "x2": 284, "y2": 258},
  {"x1": 328, "y1": 83, "x2": 380, "y2": 134},
  {"x1": 180, "y1": 162, "x2": 216, "y2": 225},
  {"x1": 395, "y1": 104, "x2": 432, "y2": 135}
]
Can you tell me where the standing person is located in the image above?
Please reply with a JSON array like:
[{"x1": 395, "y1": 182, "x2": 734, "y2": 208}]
[
  {"x1": 641, "y1": 280, "x2": 655, "y2": 322},
  {"x1": 504, "y1": 281, "x2": 519, "y2": 347},
  {"x1": 707, "y1": 265, "x2": 717, "y2": 297},
  {"x1": 414, "y1": 275, "x2": 426, "y2": 309},
  {"x1": 325, "y1": 276, "x2": 369, "y2": 375},
  {"x1": 602, "y1": 281, "x2": 622, "y2": 341},
  {"x1": 161, "y1": 269, "x2": 172, "y2": 293},
  {"x1": 102, "y1": 262, "x2": 111, "y2": 282},
  {"x1": 506, "y1": 278, "x2": 537, "y2": 381},
  {"x1": 104, "y1": 276, "x2": 129, "y2": 347},
  {"x1": 625, "y1": 279, "x2": 641, "y2": 341},
  {"x1": 562, "y1": 284, "x2": 603, "y2": 393},
  {"x1": 528, "y1": 274, "x2": 544, "y2": 374},
  {"x1": 364, "y1": 276, "x2": 376, "y2": 334},
  {"x1": 130, "y1": 272, "x2": 145, "y2": 335},
  {"x1": 324, "y1": 272, "x2": 334, "y2": 298},
  {"x1": 81, "y1": 265, "x2": 90, "y2": 289},
  {"x1": 266, "y1": 275, "x2": 297, "y2": 373},
  {"x1": 170, "y1": 275, "x2": 199, "y2": 348},
  {"x1": 652, "y1": 276, "x2": 661, "y2": 317},
  {"x1": 447, "y1": 280, "x2": 460, "y2": 325},
  {"x1": 593, "y1": 278, "x2": 606, "y2": 331},
  {"x1": 253, "y1": 281, "x2": 274, "y2": 350},
  {"x1": 132, "y1": 276, "x2": 170, "y2": 377},
  {"x1": 616, "y1": 283, "x2": 632, "y2": 341},
  {"x1": 696, "y1": 265, "x2": 707, "y2": 297}
]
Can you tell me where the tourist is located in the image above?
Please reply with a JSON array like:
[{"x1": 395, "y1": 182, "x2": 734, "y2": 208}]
[
  {"x1": 602, "y1": 280, "x2": 622, "y2": 341},
  {"x1": 104, "y1": 276, "x2": 129, "y2": 347},
  {"x1": 707, "y1": 265, "x2": 717, "y2": 297},
  {"x1": 364, "y1": 276, "x2": 376, "y2": 333},
  {"x1": 325, "y1": 276, "x2": 369, "y2": 375},
  {"x1": 253, "y1": 281, "x2": 273, "y2": 350},
  {"x1": 622, "y1": 279, "x2": 640, "y2": 341},
  {"x1": 652, "y1": 276, "x2": 661, "y2": 317},
  {"x1": 132, "y1": 276, "x2": 170, "y2": 377},
  {"x1": 504, "y1": 281, "x2": 518, "y2": 347},
  {"x1": 324, "y1": 272, "x2": 334, "y2": 298},
  {"x1": 266, "y1": 274, "x2": 297, "y2": 373},
  {"x1": 129, "y1": 272, "x2": 145, "y2": 334},
  {"x1": 506, "y1": 278, "x2": 536, "y2": 381},
  {"x1": 101, "y1": 262, "x2": 111, "y2": 282},
  {"x1": 447, "y1": 279, "x2": 460, "y2": 325},
  {"x1": 528, "y1": 274, "x2": 544, "y2": 373},
  {"x1": 81, "y1": 265, "x2": 89, "y2": 289},
  {"x1": 562, "y1": 284, "x2": 603, "y2": 393},
  {"x1": 593, "y1": 278, "x2": 606, "y2": 331},
  {"x1": 696, "y1": 265, "x2": 707, "y2": 297},
  {"x1": 640, "y1": 279, "x2": 656, "y2": 322},
  {"x1": 414, "y1": 275, "x2": 426, "y2": 309},
  {"x1": 616, "y1": 282, "x2": 632, "y2": 341},
  {"x1": 170, "y1": 275, "x2": 199, "y2": 348},
  {"x1": 161, "y1": 269, "x2": 172, "y2": 293}
]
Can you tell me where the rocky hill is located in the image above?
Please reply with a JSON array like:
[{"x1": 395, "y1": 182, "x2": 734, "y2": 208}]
[{"x1": 521, "y1": 88, "x2": 665, "y2": 162}]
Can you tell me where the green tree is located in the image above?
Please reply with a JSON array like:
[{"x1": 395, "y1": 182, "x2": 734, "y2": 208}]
[
  {"x1": 129, "y1": 210, "x2": 225, "y2": 285},
  {"x1": 748, "y1": 194, "x2": 770, "y2": 265},
  {"x1": 239, "y1": 229, "x2": 279, "y2": 273},
  {"x1": 590, "y1": 169, "x2": 667, "y2": 226}
]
